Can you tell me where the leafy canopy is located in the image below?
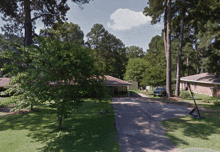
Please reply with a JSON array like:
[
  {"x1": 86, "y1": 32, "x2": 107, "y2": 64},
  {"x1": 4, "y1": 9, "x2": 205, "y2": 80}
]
[{"x1": 2, "y1": 23, "x2": 110, "y2": 128}]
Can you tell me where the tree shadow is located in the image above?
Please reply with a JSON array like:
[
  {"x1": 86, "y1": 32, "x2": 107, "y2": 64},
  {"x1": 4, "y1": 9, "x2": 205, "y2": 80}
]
[
  {"x1": 0, "y1": 101, "x2": 119, "y2": 152},
  {"x1": 161, "y1": 114, "x2": 220, "y2": 149}
]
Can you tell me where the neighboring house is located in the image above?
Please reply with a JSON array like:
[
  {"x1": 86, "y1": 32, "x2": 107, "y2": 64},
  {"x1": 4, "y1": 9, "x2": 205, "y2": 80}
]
[
  {"x1": 180, "y1": 73, "x2": 220, "y2": 97},
  {"x1": 103, "y1": 75, "x2": 132, "y2": 95}
]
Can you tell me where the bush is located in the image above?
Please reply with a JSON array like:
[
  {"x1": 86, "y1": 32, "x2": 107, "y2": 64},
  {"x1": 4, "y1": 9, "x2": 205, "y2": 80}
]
[
  {"x1": 179, "y1": 91, "x2": 191, "y2": 99},
  {"x1": 202, "y1": 96, "x2": 211, "y2": 103},
  {"x1": 213, "y1": 98, "x2": 220, "y2": 106}
]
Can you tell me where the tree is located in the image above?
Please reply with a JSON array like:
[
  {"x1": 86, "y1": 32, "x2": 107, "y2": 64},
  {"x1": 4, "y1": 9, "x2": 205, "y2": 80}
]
[
  {"x1": 198, "y1": 20, "x2": 220, "y2": 76},
  {"x1": 0, "y1": 33, "x2": 24, "y2": 76},
  {"x1": 125, "y1": 46, "x2": 145, "y2": 58},
  {"x1": 0, "y1": 0, "x2": 92, "y2": 46},
  {"x1": 2, "y1": 36, "x2": 110, "y2": 129},
  {"x1": 86, "y1": 24, "x2": 127, "y2": 78},
  {"x1": 39, "y1": 22, "x2": 84, "y2": 45},
  {"x1": 141, "y1": 35, "x2": 166, "y2": 87},
  {"x1": 144, "y1": 0, "x2": 172, "y2": 97},
  {"x1": 124, "y1": 58, "x2": 148, "y2": 86}
]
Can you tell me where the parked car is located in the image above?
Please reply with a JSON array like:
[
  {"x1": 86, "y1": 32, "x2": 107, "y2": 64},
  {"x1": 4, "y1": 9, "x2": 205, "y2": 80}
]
[{"x1": 153, "y1": 86, "x2": 166, "y2": 97}]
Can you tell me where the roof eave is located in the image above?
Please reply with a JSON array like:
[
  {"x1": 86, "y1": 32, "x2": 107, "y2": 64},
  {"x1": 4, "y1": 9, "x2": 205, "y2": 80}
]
[{"x1": 180, "y1": 79, "x2": 220, "y2": 85}]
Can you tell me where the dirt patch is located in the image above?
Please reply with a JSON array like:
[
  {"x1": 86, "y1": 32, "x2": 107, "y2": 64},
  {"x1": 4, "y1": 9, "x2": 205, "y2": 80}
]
[{"x1": 0, "y1": 107, "x2": 32, "y2": 116}]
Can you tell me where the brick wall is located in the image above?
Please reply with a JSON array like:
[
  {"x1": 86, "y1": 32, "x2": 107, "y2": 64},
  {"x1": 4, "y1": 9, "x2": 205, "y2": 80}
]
[
  {"x1": 180, "y1": 81, "x2": 220, "y2": 97},
  {"x1": 216, "y1": 89, "x2": 220, "y2": 97}
]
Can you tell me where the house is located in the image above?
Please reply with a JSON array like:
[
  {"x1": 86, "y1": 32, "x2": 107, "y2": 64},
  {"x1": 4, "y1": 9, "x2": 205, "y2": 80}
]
[
  {"x1": 0, "y1": 75, "x2": 132, "y2": 96},
  {"x1": 180, "y1": 73, "x2": 220, "y2": 97},
  {"x1": 103, "y1": 75, "x2": 132, "y2": 95}
]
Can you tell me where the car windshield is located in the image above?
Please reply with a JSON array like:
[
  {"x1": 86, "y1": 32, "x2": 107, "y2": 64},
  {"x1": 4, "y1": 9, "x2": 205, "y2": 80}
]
[{"x1": 156, "y1": 87, "x2": 164, "y2": 90}]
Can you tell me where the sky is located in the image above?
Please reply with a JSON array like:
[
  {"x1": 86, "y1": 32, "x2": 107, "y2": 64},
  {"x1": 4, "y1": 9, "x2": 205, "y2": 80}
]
[{"x1": 0, "y1": 0, "x2": 163, "y2": 51}]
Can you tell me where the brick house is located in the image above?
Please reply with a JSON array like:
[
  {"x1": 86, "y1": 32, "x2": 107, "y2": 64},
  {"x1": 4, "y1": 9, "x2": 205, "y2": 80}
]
[
  {"x1": 180, "y1": 73, "x2": 220, "y2": 97},
  {"x1": 103, "y1": 75, "x2": 132, "y2": 95}
]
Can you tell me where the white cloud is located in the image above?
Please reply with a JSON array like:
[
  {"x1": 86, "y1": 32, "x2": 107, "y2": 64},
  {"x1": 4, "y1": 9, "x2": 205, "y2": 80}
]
[{"x1": 107, "y1": 8, "x2": 152, "y2": 31}]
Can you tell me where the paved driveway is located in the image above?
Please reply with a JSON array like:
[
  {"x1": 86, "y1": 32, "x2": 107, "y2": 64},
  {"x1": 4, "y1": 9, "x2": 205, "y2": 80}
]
[{"x1": 113, "y1": 97, "x2": 192, "y2": 152}]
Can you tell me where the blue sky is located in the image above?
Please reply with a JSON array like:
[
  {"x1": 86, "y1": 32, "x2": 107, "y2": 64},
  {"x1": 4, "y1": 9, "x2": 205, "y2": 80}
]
[{"x1": 0, "y1": 0, "x2": 163, "y2": 51}]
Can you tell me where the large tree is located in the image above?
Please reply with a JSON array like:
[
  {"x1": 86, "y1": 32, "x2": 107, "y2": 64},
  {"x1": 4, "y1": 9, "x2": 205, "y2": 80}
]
[
  {"x1": 125, "y1": 46, "x2": 145, "y2": 59},
  {"x1": 39, "y1": 22, "x2": 84, "y2": 45},
  {"x1": 143, "y1": 0, "x2": 172, "y2": 97},
  {"x1": 142, "y1": 35, "x2": 166, "y2": 87},
  {"x1": 86, "y1": 24, "x2": 127, "y2": 79},
  {"x1": 0, "y1": 0, "x2": 91, "y2": 46},
  {"x1": 124, "y1": 58, "x2": 148, "y2": 86},
  {"x1": 3, "y1": 36, "x2": 109, "y2": 130}
]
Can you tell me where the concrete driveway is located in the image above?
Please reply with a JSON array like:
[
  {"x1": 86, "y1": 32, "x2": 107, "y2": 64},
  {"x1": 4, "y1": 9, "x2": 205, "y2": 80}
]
[{"x1": 112, "y1": 97, "x2": 192, "y2": 152}]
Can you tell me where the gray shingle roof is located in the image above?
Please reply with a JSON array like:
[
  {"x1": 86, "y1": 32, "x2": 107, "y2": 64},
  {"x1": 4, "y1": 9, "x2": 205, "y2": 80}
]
[
  {"x1": 180, "y1": 73, "x2": 220, "y2": 84},
  {"x1": 104, "y1": 75, "x2": 132, "y2": 86}
]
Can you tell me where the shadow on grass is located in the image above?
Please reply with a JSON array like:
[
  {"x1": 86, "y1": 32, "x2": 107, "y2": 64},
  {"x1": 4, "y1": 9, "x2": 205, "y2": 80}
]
[
  {"x1": 162, "y1": 113, "x2": 220, "y2": 150},
  {"x1": 0, "y1": 101, "x2": 119, "y2": 152}
]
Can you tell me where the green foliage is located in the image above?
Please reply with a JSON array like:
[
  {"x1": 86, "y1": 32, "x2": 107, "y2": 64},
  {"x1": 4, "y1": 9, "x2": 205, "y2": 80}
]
[
  {"x1": 141, "y1": 65, "x2": 166, "y2": 87},
  {"x1": 86, "y1": 24, "x2": 127, "y2": 78},
  {"x1": 143, "y1": 0, "x2": 164, "y2": 24},
  {"x1": 179, "y1": 91, "x2": 191, "y2": 99},
  {"x1": 124, "y1": 58, "x2": 148, "y2": 85},
  {"x1": 0, "y1": 34, "x2": 24, "y2": 76},
  {"x1": 125, "y1": 46, "x2": 145, "y2": 58},
  {"x1": 202, "y1": 96, "x2": 211, "y2": 103},
  {"x1": 0, "y1": 97, "x2": 13, "y2": 107},
  {"x1": 2, "y1": 34, "x2": 110, "y2": 128},
  {"x1": 0, "y1": 0, "x2": 92, "y2": 46},
  {"x1": 39, "y1": 22, "x2": 84, "y2": 45},
  {"x1": 213, "y1": 98, "x2": 220, "y2": 106},
  {"x1": 141, "y1": 35, "x2": 166, "y2": 87}
]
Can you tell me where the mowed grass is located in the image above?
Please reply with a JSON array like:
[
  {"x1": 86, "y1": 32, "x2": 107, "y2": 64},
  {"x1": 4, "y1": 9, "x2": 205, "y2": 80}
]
[
  {"x1": 0, "y1": 97, "x2": 13, "y2": 106},
  {"x1": 0, "y1": 99, "x2": 120, "y2": 152},
  {"x1": 161, "y1": 112, "x2": 220, "y2": 151}
]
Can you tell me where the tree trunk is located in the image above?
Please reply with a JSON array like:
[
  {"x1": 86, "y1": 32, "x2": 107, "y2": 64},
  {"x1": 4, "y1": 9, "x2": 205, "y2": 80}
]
[
  {"x1": 166, "y1": 0, "x2": 172, "y2": 97},
  {"x1": 163, "y1": 0, "x2": 167, "y2": 56},
  {"x1": 24, "y1": 0, "x2": 32, "y2": 46},
  {"x1": 195, "y1": 38, "x2": 199, "y2": 73},
  {"x1": 58, "y1": 116, "x2": 62, "y2": 129},
  {"x1": 175, "y1": 6, "x2": 185, "y2": 97},
  {"x1": 187, "y1": 54, "x2": 189, "y2": 76}
]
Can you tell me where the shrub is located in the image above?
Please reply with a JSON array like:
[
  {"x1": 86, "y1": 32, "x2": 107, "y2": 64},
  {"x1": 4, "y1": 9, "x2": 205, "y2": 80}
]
[
  {"x1": 179, "y1": 91, "x2": 191, "y2": 99},
  {"x1": 202, "y1": 96, "x2": 211, "y2": 103},
  {"x1": 213, "y1": 98, "x2": 220, "y2": 106}
]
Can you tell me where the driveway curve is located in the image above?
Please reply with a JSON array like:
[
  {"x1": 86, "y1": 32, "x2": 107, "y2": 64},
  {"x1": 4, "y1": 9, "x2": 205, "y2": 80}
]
[{"x1": 113, "y1": 97, "x2": 192, "y2": 152}]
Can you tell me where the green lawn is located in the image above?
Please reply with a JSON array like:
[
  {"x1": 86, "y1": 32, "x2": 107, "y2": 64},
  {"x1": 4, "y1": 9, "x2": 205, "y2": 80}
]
[
  {"x1": 0, "y1": 97, "x2": 13, "y2": 107},
  {"x1": 161, "y1": 113, "x2": 220, "y2": 151},
  {"x1": 0, "y1": 99, "x2": 120, "y2": 152}
]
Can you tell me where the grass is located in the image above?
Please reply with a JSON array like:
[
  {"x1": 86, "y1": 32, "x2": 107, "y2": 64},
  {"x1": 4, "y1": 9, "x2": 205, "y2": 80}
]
[
  {"x1": 0, "y1": 97, "x2": 13, "y2": 107},
  {"x1": 0, "y1": 98, "x2": 120, "y2": 152},
  {"x1": 161, "y1": 113, "x2": 220, "y2": 151}
]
